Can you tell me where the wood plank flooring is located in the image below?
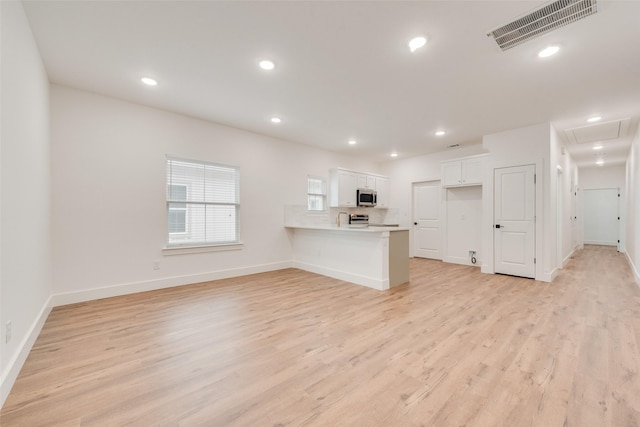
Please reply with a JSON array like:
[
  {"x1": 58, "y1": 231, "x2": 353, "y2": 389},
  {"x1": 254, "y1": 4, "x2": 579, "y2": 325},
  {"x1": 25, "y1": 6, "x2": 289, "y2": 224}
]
[{"x1": 2, "y1": 245, "x2": 640, "y2": 426}]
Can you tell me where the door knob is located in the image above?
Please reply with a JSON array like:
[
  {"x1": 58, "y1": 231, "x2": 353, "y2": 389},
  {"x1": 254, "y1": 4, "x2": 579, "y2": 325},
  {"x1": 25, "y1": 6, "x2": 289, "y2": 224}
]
[
  {"x1": 495, "y1": 224, "x2": 502, "y2": 228},
  {"x1": 414, "y1": 222, "x2": 418, "y2": 225}
]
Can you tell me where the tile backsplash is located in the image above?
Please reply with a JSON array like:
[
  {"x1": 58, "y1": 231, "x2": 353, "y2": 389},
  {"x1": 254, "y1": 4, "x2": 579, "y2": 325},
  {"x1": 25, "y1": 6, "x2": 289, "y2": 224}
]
[{"x1": 285, "y1": 205, "x2": 399, "y2": 227}]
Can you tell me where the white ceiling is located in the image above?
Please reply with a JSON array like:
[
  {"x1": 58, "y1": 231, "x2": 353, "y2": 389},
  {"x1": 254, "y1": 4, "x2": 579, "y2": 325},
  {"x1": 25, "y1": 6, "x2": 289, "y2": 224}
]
[{"x1": 22, "y1": 0, "x2": 640, "y2": 167}]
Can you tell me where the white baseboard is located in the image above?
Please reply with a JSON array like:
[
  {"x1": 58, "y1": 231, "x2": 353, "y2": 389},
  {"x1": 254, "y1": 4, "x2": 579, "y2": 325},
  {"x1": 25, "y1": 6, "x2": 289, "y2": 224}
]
[
  {"x1": 583, "y1": 240, "x2": 617, "y2": 246},
  {"x1": 541, "y1": 269, "x2": 558, "y2": 283},
  {"x1": 624, "y1": 252, "x2": 640, "y2": 287},
  {"x1": 443, "y1": 256, "x2": 481, "y2": 267},
  {"x1": 481, "y1": 264, "x2": 493, "y2": 274},
  {"x1": 1, "y1": 296, "x2": 52, "y2": 408},
  {"x1": 51, "y1": 261, "x2": 294, "y2": 307},
  {"x1": 562, "y1": 246, "x2": 578, "y2": 268},
  {"x1": 293, "y1": 261, "x2": 387, "y2": 291}
]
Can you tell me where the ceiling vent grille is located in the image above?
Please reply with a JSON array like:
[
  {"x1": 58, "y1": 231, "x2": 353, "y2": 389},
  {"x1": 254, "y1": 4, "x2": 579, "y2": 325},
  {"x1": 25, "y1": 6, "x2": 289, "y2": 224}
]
[{"x1": 487, "y1": 0, "x2": 598, "y2": 51}]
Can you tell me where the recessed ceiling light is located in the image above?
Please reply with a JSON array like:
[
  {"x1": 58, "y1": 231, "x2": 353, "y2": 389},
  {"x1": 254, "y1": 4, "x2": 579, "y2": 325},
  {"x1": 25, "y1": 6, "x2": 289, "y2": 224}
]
[
  {"x1": 259, "y1": 60, "x2": 275, "y2": 70},
  {"x1": 538, "y1": 45, "x2": 559, "y2": 58},
  {"x1": 596, "y1": 160, "x2": 604, "y2": 165},
  {"x1": 587, "y1": 116, "x2": 602, "y2": 123},
  {"x1": 408, "y1": 36, "x2": 427, "y2": 53},
  {"x1": 270, "y1": 117, "x2": 282, "y2": 124},
  {"x1": 592, "y1": 145, "x2": 603, "y2": 150},
  {"x1": 348, "y1": 139, "x2": 357, "y2": 145},
  {"x1": 390, "y1": 152, "x2": 398, "y2": 158},
  {"x1": 435, "y1": 130, "x2": 446, "y2": 136},
  {"x1": 141, "y1": 77, "x2": 157, "y2": 86}
]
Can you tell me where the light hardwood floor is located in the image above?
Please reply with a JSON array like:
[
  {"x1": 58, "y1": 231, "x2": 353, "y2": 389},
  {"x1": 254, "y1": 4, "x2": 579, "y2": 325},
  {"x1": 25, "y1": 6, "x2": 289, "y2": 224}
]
[{"x1": 2, "y1": 245, "x2": 640, "y2": 426}]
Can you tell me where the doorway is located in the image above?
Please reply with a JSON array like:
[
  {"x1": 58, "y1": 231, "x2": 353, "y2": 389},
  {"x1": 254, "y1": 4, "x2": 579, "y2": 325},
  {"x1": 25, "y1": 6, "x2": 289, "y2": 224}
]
[
  {"x1": 557, "y1": 167, "x2": 564, "y2": 268},
  {"x1": 412, "y1": 181, "x2": 442, "y2": 259},
  {"x1": 494, "y1": 165, "x2": 536, "y2": 278},
  {"x1": 583, "y1": 188, "x2": 619, "y2": 250}
]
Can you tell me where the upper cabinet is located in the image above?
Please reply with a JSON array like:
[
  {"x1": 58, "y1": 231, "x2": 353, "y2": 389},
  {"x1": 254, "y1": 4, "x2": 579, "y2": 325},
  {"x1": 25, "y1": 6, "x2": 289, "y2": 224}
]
[
  {"x1": 441, "y1": 156, "x2": 486, "y2": 187},
  {"x1": 329, "y1": 168, "x2": 390, "y2": 208},
  {"x1": 357, "y1": 174, "x2": 376, "y2": 189},
  {"x1": 329, "y1": 169, "x2": 357, "y2": 207},
  {"x1": 375, "y1": 176, "x2": 390, "y2": 208}
]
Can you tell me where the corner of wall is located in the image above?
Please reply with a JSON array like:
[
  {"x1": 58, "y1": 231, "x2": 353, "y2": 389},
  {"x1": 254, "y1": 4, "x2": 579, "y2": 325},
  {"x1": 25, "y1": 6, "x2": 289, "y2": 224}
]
[{"x1": 0, "y1": 298, "x2": 52, "y2": 408}]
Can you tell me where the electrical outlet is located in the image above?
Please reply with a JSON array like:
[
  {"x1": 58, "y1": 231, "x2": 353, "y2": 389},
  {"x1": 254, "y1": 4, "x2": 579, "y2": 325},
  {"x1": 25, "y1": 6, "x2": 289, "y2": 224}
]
[
  {"x1": 6, "y1": 321, "x2": 12, "y2": 344},
  {"x1": 153, "y1": 260, "x2": 160, "y2": 270}
]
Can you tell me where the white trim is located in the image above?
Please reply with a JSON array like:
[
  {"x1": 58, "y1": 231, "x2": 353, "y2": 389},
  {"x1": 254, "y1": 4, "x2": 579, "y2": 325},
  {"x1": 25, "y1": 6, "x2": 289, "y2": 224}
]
[
  {"x1": 443, "y1": 256, "x2": 481, "y2": 267},
  {"x1": 582, "y1": 240, "x2": 618, "y2": 246},
  {"x1": 438, "y1": 152, "x2": 489, "y2": 164},
  {"x1": 1, "y1": 297, "x2": 52, "y2": 408},
  {"x1": 543, "y1": 269, "x2": 559, "y2": 283},
  {"x1": 562, "y1": 246, "x2": 578, "y2": 268},
  {"x1": 50, "y1": 261, "x2": 292, "y2": 307},
  {"x1": 162, "y1": 242, "x2": 243, "y2": 255},
  {"x1": 293, "y1": 261, "x2": 388, "y2": 291},
  {"x1": 410, "y1": 179, "x2": 443, "y2": 260},
  {"x1": 624, "y1": 251, "x2": 640, "y2": 287},
  {"x1": 483, "y1": 158, "x2": 544, "y2": 281}
]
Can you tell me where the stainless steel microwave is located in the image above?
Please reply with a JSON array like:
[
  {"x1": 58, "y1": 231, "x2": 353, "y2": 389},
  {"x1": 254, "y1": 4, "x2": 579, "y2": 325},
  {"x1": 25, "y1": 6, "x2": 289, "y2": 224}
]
[{"x1": 357, "y1": 189, "x2": 377, "y2": 207}]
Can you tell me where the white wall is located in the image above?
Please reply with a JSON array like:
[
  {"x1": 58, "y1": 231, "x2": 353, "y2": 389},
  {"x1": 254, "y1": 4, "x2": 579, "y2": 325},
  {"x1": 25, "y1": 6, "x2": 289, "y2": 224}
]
[
  {"x1": 443, "y1": 186, "x2": 482, "y2": 265},
  {"x1": 0, "y1": 1, "x2": 52, "y2": 405},
  {"x1": 381, "y1": 145, "x2": 485, "y2": 221},
  {"x1": 579, "y1": 164, "x2": 626, "y2": 189},
  {"x1": 50, "y1": 85, "x2": 379, "y2": 303},
  {"x1": 482, "y1": 123, "x2": 553, "y2": 281},
  {"x1": 381, "y1": 122, "x2": 569, "y2": 282},
  {"x1": 556, "y1": 145, "x2": 580, "y2": 266},
  {"x1": 380, "y1": 145, "x2": 485, "y2": 257},
  {"x1": 625, "y1": 122, "x2": 640, "y2": 284}
]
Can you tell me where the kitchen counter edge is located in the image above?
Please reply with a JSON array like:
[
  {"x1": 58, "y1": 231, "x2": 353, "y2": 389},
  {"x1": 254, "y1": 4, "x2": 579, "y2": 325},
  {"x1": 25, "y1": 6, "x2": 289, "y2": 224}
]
[{"x1": 285, "y1": 225, "x2": 410, "y2": 233}]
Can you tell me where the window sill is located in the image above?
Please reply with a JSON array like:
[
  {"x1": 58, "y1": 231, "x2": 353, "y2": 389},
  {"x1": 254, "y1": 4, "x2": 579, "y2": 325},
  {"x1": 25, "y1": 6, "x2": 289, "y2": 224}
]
[{"x1": 162, "y1": 242, "x2": 244, "y2": 256}]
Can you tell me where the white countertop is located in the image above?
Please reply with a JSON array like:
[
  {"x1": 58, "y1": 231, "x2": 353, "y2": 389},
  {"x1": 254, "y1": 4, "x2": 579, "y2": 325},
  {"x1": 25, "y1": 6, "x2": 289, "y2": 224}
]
[{"x1": 285, "y1": 224, "x2": 410, "y2": 233}]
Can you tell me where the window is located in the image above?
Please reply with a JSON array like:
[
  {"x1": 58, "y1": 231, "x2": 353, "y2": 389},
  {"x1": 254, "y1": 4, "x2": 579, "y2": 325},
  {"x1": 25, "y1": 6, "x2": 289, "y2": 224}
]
[
  {"x1": 168, "y1": 184, "x2": 187, "y2": 234},
  {"x1": 307, "y1": 176, "x2": 326, "y2": 211},
  {"x1": 166, "y1": 157, "x2": 240, "y2": 247}
]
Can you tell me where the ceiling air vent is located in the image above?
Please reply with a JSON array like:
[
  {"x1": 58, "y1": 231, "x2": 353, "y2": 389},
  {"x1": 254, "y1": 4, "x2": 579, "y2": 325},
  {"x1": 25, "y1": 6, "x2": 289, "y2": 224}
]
[{"x1": 487, "y1": 0, "x2": 598, "y2": 51}]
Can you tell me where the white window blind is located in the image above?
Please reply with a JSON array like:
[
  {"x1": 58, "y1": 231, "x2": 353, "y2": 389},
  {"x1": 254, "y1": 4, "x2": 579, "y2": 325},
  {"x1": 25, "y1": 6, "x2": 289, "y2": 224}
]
[
  {"x1": 166, "y1": 156, "x2": 240, "y2": 247},
  {"x1": 307, "y1": 176, "x2": 326, "y2": 211}
]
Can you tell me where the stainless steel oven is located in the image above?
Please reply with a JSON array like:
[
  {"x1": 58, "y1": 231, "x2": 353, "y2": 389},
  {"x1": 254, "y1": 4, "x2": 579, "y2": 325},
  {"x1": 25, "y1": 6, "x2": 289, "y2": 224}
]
[{"x1": 357, "y1": 189, "x2": 377, "y2": 207}]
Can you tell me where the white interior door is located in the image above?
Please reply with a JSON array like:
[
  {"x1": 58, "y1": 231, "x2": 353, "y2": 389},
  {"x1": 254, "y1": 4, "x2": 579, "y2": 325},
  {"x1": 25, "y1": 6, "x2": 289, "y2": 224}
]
[
  {"x1": 494, "y1": 165, "x2": 535, "y2": 278},
  {"x1": 413, "y1": 181, "x2": 441, "y2": 259},
  {"x1": 571, "y1": 184, "x2": 578, "y2": 248},
  {"x1": 583, "y1": 188, "x2": 619, "y2": 248}
]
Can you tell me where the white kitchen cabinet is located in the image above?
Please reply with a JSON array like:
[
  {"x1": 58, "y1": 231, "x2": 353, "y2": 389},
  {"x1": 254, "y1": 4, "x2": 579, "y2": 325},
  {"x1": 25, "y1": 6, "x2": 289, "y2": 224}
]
[
  {"x1": 329, "y1": 169, "x2": 357, "y2": 207},
  {"x1": 375, "y1": 177, "x2": 390, "y2": 208},
  {"x1": 442, "y1": 156, "x2": 485, "y2": 187},
  {"x1": 330, "y1": 168, "x2": 390, "y2": 208},
  {"x1": 357, "y1": 174, "x2": 376, "y2": 190}
]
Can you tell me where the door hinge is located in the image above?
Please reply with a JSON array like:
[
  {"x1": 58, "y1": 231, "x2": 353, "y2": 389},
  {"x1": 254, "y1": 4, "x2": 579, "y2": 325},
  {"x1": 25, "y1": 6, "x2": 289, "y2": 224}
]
[
  {"x1": 534, "y1": 174, "x2": 536, "y2": 184},
  {"x1": 534, "y1": 258, "x2": 536, "y2": 264}
]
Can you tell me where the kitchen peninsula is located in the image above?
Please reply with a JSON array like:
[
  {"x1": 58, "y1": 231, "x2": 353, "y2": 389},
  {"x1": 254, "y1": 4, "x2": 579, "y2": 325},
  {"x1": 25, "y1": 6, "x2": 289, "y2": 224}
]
[{"x1": 285, "y1": 225, "x2": 410, "y2": 290}]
